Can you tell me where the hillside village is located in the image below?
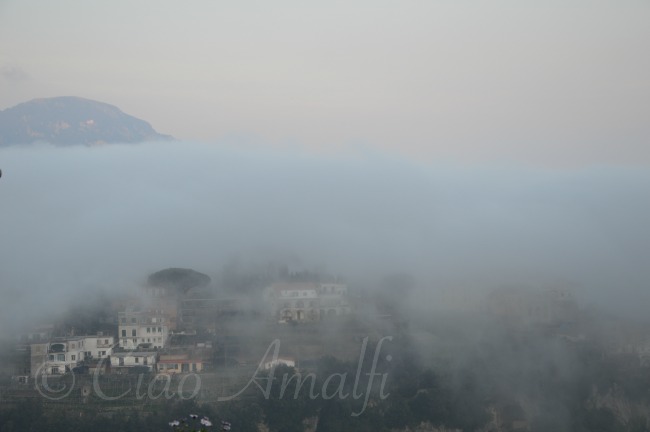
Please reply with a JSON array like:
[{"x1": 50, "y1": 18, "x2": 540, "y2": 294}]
[
  {"x1": 7, "y1": 264, "x2": 650, "y2": 381},
  {"x1": 3, "y1": 266, "x2": 650, "y2": 432},
  {"x1": 14, "y1": 267, "x2": 358, "y2": 381}
]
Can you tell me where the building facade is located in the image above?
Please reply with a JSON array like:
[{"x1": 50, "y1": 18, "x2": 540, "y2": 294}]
[
  {"x1": 118, "y1": 308, "x2": 169, "y2": 350},
  {"x1": 264, "y1": 282, "x2": 351, "y2": 322},
  {"x1": 485, "y1": 287, "x2": 578, "y2": 326},
  {"x1": 110, "y1": 351, "x2": 157, "y2": 373},
  {"x1": 157, "y1": 353, "x2": 205, "y2": 374},
  {"x1": 30, "y1": 334, "x2": 115, "y2": 376}
]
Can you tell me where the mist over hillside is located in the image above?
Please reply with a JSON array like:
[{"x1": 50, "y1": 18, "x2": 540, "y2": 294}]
[
  {"x1": 1, "y1": 141, "x2": 649, "y2": 334},
  {"x1": 2, "y1": 1, "x2": 649, "y2": 429}
]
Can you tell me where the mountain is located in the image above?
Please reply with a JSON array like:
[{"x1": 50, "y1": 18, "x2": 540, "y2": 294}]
[{"x1": 0, "y1": 96, "x2": 173, "y2": 146}]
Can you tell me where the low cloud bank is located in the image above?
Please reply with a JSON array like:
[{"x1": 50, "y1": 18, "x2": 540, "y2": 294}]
[{"x1": 1, "y1": 141, "x2": 648, "y2": 332}]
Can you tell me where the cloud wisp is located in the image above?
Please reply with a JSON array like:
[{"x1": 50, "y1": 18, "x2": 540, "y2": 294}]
[{"x1": 0, "y1": 64, "x2": 30, "y2": 82}]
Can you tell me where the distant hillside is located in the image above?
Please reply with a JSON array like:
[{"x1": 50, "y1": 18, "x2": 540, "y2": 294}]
[{"x1": 0, "y1": 96, "x2": 173, "y2": 146}]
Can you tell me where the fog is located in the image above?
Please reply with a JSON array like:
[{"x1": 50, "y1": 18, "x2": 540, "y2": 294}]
[{"x1": 1, "y1": 141, "x2": 649, "y2": 334}]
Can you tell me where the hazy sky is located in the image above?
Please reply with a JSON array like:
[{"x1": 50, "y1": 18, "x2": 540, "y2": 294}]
[{"x1": 1, "y1": 1, "x2": 649, "y2": 165}]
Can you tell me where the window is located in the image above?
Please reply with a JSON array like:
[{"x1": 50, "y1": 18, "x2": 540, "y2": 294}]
[
  {"x1": 131, "y1": 317, "x2": 136, "y2": 324},
  {"x1": 70, "y1": 343, "x2": 76, "y2": 349},
  {"x1": 131, "y1": 329, "x2": 136, "y2": 337},
  {"x1": 48, "y1": 354, "x2": 54, "y2": 361},
  {"x1": 132, "y1": 338, "x2": 137, "y2": 344},
  {"x1": 147, "y1": 327, "x2": 151, "y2": 333},
  {"x1": 57, "y1": 354, "x2": 65, "y2": 361},
  {"x1": 104, "y1": 339, "x2": 109, "y2": 344},
  {"x1": 121, "y1": 330, "x2": 126, "y2": 337},
  {"x1": 135, "y1": 357, "x2": 139, "y2": 363},
  {"x1": 158, "y1": 327, "x2": 162, "y2": 333},
  {"x1": 120, "y1": 317, "x2": 126, "y2": 324},
  {"x1": 71, "y1": 355, "x2": 76, "y2": 361},
  {"x1": 119, "y1": 358, "x2": 124, "y2": 366}
]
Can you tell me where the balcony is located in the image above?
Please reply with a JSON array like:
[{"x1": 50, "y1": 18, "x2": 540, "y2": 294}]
[{"x1": 48, "y1": 343, "x2": 67, "y2": 353}]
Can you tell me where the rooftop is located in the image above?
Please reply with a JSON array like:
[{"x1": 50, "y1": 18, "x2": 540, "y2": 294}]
[
  {"x1": 271, "y1": 282, "x2": 319, "y2": 292},
  {"x1": 111, "y1": 351, "x2": 157, "y2": 358}
]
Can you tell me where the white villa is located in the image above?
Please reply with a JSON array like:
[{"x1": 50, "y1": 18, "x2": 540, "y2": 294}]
[
  {"x1": 30, "y1": 334, "x2": 114, "y2": 376},
  {"x1": 264, "y1": 282, "x2": 351, "y2": 322},
  {"x1": 110, "y1": 351, "x2": 157, "y2": 373}
]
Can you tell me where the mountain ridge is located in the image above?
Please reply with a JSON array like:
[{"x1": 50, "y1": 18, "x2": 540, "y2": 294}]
[{"x1": 0, "y1": 96, "x2": 173, "y2": 146}]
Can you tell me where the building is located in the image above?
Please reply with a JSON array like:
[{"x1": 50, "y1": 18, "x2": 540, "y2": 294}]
[
  {"x1": 110, "y1": 351, "x2": 157, "y2": 373},
  {"x1": 30, "y1": 334, "x2": 115, "y2": 377},
  {"x1": 264, "y1": 282, "x2": 351, "y2": 322},
  {"x1": 317, "y1": 283, "x2": 351, "y2": 318},
  {"x1": 142, "y1": 284, "x2": 181, "y2": 331},
  {"x1": 265, "y1": 283, "x2": 320, "y2": 322},
  {"x1": 485, "y1": 287, "x2": 579, "y2": 326},
  {"x1": 18, "y1": 324, "x2": 54, "y2": 344},
  {"x1": 84, "y1": 333, "x2": 115, "y2": 359},
  {"x1": 143, "y1": 268, "x2": 212, "y2": 331},
  {"x1": 118, "y1": 307, "x2": 169, "y2": 350},
  {"x1": 157, "y1": 352, "x2": 205, "y2": 374},
  {"x1": 179, "y1": 297, "x2": 244, "y2": 332},
  {"x1": 263, "y1": 356, "x2": 296, "y2": 370}
]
